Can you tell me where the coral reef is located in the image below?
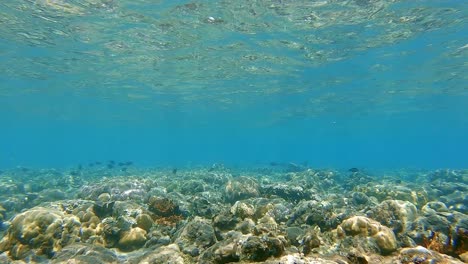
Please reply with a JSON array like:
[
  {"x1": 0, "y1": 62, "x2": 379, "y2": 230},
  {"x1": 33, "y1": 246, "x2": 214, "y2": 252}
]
[
  {"x1": 0, "y1": 167, "x2": 466, "y2": 263},
  {"x1": 0, "y1": 207, "x2": 81, "y2": 259}
]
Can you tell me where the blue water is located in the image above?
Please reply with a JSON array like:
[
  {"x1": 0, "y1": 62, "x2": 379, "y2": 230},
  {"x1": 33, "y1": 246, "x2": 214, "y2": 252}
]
[{"x1": 0, "y1": 0, "x2": 467, "y2": 170}]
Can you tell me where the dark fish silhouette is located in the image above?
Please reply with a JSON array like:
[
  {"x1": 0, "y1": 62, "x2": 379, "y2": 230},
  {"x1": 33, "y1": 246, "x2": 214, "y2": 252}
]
[
  {"x1": 348, "y1": 168, "x2": 359, "y2": 173},
  {"x1": 70, "y1": 171, "x2": 79, "y2": 176},
  {"x1": 269, "y1": 162, "x2": 279, "y2": 166},
  {"x1": 108, "y1": 160, "x2": 115, "y2": 164},
  {"x1": 107, "y1": 164, "x2": 114, "y2": 169},
  {"x1": 121, "y1": 167, "x2": 127, "y2": 172},
  {"x1": 93, "y1": 201, "x2": 115, "y2": 218},
  {"x1": 172, "y1": 168, "x2": 177, "y2": 174}
]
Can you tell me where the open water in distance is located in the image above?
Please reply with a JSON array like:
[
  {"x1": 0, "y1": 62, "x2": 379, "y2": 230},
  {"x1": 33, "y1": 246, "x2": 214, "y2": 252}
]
[{"x1": 0, "y1": 0, "x2": 467, "y2": 169}]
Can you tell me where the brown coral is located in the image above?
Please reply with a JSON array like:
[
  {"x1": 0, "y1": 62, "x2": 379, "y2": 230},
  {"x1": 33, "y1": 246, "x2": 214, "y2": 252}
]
[
  {"x1": 148, "y1": 197, "x2": 179, "y2": 217},
  {"x1": 147, "y1": 196, "x2": 184, "y2": 226},
  {"x1": 421, "y1": 228, "x2": 468, "y2": 258}
]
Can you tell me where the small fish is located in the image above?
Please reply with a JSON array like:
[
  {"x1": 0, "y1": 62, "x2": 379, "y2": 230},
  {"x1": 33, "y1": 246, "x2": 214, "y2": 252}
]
[
  {"x1": 269, "y1": 162, "x2": 279, "y2": 166},
  {"x1": 88, "y1": 162, "x2": 95, "y2": 167},
  {"x1": 108, "y1": 160, "x2": 115, "y2": 164},
  {"x1": 77, "y1": 164, "x2": 82, "y2": 170},
  {"x1": 121, "y1": 167, "x2": 127, "y2": 172},
  {"x1": 70, "y1": 171, "x2": 79, "y2": 176},
  {"x1": 348, "y1": 168, "x2": 359, "y2": 173},
  {"x1": 172, "y1": 168, "x2": 177, "y2": 174},
  {"x1": 107, "y1": 164, "x2": 114, "y2": 169},
  {"x1": 395, "y1": 179, "x2": 402, "y2": 184},
  {"x1": 124, "y1": 161, "x2": 133, "y2": 166}
]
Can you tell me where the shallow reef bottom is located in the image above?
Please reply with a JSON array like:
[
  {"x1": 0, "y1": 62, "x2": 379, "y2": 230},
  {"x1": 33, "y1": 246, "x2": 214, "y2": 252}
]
[{"x1": 0, "y1": 166, "x2": 467, "y2": 263}]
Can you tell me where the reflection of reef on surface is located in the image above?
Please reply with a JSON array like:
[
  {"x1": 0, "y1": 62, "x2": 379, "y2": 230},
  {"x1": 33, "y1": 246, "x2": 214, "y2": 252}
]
[
  {"x1": 1, "y1": 0, "x2": 465, "y2": 124},
  {"x1": 0, "y1": 166, "x2": 467, "y2": 263}
]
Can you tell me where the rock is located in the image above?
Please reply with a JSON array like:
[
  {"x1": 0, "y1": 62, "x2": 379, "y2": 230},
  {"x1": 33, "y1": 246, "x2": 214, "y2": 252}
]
[
  {"x1": 374, "y1": 228, "x2": 399, "y2": 253},
  {"x1": 144, "y1": 230, "x2": 171, "y2": 248},
  {"x1": 77, "y1": 183, "x2": 111, "y2": 201},
  {"x1": 136, "y1": 213, "x2": 153, "y2": 232},
  {"x1": 288, "y1": 200, "x2": 346, "y2": 231},
  {"x1": 260, "y1": 183, "x2": 309, "y2": 202},
  {"x1": 230, "y1": 201, "x2": 255, "y2": 220},
  {"x1": 238, "y1": 235, "x2": 285, "y2": 261},
  {"x1": 239, "y1": 235, "x2": 270, "y2": 261},
  {"x1": 0, "y1": 252, "x2": 12, "y2": 264},
  {"x1": 265, "y1": 236, "x2": 286, "y2": 257},
  {"x1": 286, "y1": 227, "x2": 305, "y2": 246},
  {"x1": 52, "y1": 243, "x2": 118, "y2": 263},
  {"x1": 134, "y1": 243, "x2": 186, "y2": 264},
  {"x1": 118, "y1": 227, "x2": 147, "y2": 251},
  {"x1": 301, "y1": 227, "x2": 322, "y2": 254},
  {"x1": 236, "y1": 219, "x2": 255, "y2": 234},
  {"x1": 112, "y1": 201, "x2": 144, "y2": 219},
  {"x1": 262, "y1": 254, "x2": 342, "y2": 264},
  {"x1": 409, "y1": 208, "x2": 451, "y2": 245},
  {"x1": 213, "y1": 210, "x2": 240, "y2": 238},
  {"x1": 248, "y1": 198, "x2": 292, "y2": 223},
  {"x1": 175, "y1": 217, "x2": 217, "y2": 256},
  {"x1": 256, "y1": 215, "x2": 278, "y2": 234},
  {"x1": 354, "y1": 183, "x2": 428, "y2": 207},
  {"x1": 199, "y1": 234, "x2": 241, "y2": 263},
  {"x1": 351, "y1": 192, "x2": 370, "y2": 205},
  {"x1": 148, "y1": 196, "x2": 180, "y2": 217},
  {"x1": 224, "y1": 177, "x2": 259, "y2": 203},
  {"x1": 113, "y1": 186, "x2": 148, "y2": 203},
  {"x1": 460, "y1": 251, "x2": 468, "y2": 262},
  {"x1": 179, "y1": 180, "x2": 206, "y2": 194},
  {"x1": 398, "y1": 246, "x2": 464, "y2": 264},
  {"x1": 340, "y1": 216, "x2": 398, "y2": 254},
  {"x1": 422, "y1": 201, "x2": 449, "y2": 214},
  {"x1": 116, "y1": 215, "x2": 136, "y2": 232},
  {"x1": 100, "y1": 217, "x2": 121, "y2": 248},
  {"x1": 190, "y1": 197, "x2": 216, "y2": 218},
  {"x1": 367, "y1": 200, "x2": 418, "y2": 234}
]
